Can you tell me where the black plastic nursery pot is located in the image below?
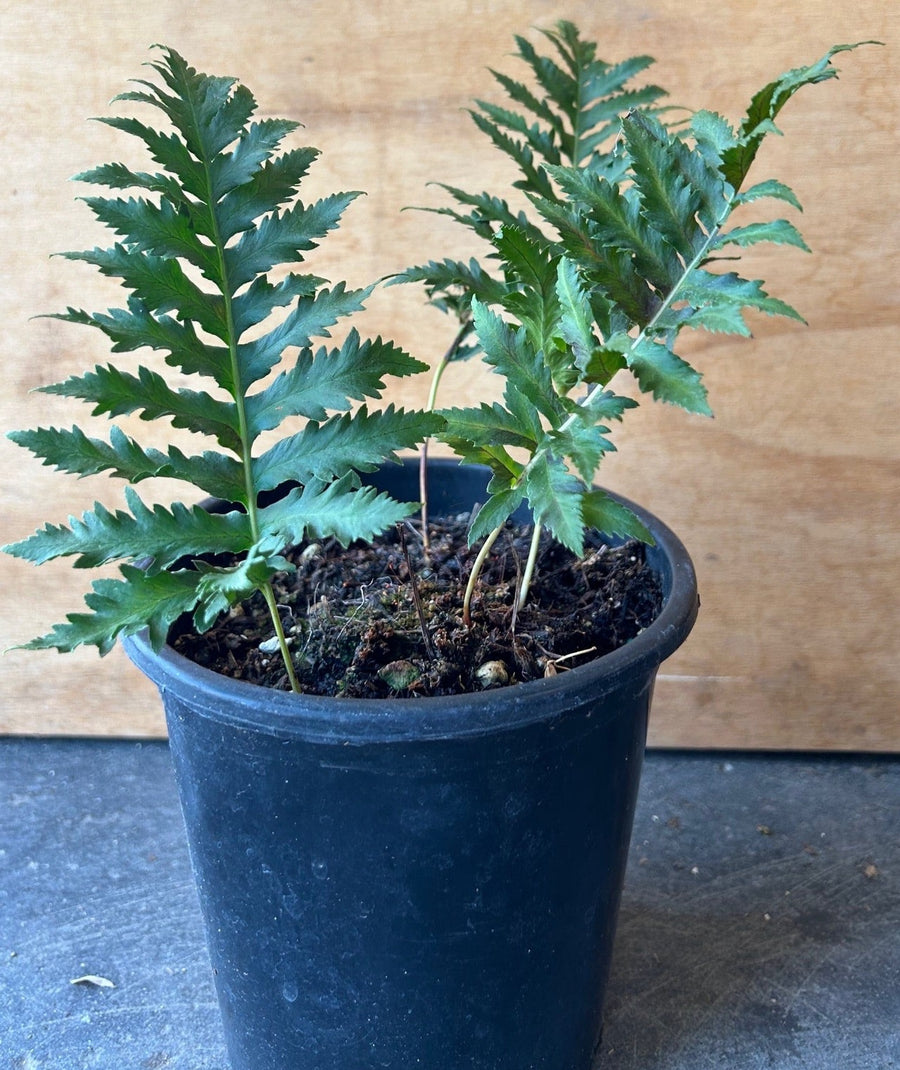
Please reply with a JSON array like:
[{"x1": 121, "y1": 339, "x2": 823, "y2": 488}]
[{"x1": 124, "y1": 459, "x2": 698, "y2": 1070}]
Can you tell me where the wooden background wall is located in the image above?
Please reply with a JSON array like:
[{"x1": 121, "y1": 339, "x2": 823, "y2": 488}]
[{"x1": 1, "y1": 0, "x2": 896, "y2": 748}]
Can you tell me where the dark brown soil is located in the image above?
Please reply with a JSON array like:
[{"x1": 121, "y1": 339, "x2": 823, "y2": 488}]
[{"x1": 171, "y1": 516, "x2": 663, "y2": 698}]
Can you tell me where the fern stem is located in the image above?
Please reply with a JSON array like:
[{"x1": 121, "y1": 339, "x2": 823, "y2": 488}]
[
  {"x1": 195, "y1": 99, "x2": 296, "y2": 687},
  {"x1": 419, "y1": 319, "x2": 471, "y2": 549},
  {"x1": 463, "y1": 523, "x2": 503, "y2": 628},
  {"x1": 418, "y1": 357, "x2": 446, "y2": 551},
  {"x1": 221, "y1": 292, "x2": 259, "y2": 538},
  {"x1": 516, "y1": 522, "x2": 543, "y2": 614},
  {"x1": 260, "y1": 582, "x2": 301, "y2": 693}
]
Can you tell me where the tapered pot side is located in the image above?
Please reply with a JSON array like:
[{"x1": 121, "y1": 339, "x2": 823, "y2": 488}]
[{"x1": 123, "y1": 459, "x2": 698, "y2": 1070}]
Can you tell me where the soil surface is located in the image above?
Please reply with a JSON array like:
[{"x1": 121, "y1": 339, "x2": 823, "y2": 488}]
[{"x1": 172, "y1": 516, "x2": 663, "y2": 698}]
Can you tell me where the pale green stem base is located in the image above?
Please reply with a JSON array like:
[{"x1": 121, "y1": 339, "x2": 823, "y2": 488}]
[
  {"x1": 463, "y1": 524, "x2": 503, "y2": 627},
  {"x1": 261, "y1": 580, "x2": 301, "y2": 693},
  {"x1": 517, "y1": 522, "x2": 543, "y2": 614}
]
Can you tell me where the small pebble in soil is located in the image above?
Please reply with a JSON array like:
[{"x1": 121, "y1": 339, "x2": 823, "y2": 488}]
[{"x1": 475, "y1": 660, "x2": 510, "y2": 688}]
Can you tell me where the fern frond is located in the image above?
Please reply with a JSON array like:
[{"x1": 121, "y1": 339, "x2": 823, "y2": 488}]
[
  {"x1": 715, "y1": 219, "x2": 810, "y2": 251},
  {"x1": 470, "y1": 299, "x2": 564, "y2": 426},
  {"x1": 440, "y1": 402, "x2": 540, "y2": 454},
  {"x1": 49, "y1": 301, "x2": 229, "y2": 384},
  {"x1": 60, "y1": 244, "x2": 227, "y2": 339},
  {"x1": 215, "y1": 147, "x2": 321, "y2": 242},
  {"x1": 522, "y1": 453, "x2": 586, "y2": 555},
  {"x1": 257, "y1": 474, "x2": 417, "y2": 549},
  {"x1": 623, "y1": 337, "x2": 712, "y2": 415},
  {"x1": 733, "y1": 179, "x2": 803, "y2": 211},
  {"x1": 581, "y1": 491, "x2": 653, "y2": 544},
  {"x1": 620, "y1": 112, "x2": 709, "y2": 259},
  {"x1": 389, "y1": 258, "x2": 508, "y2": 316},
  {"x1": 721, "y1": 43, "x2": 875, "y2": 192},
  {"x1": 467, "y1": 482, "x2": 527, "y2": 545},
  {"x1": 41, "y1": 364, "x2": 242, "y2": 452},
  {"x1": 548, "y1": 419, "x2": 617, "y2": 486},
  {"x1": 422, "y1": 183, "x2": 543, "y2": 240},
  {"x1": 543, "y1": 163, "x2": 682, "y2": 290},
  {"x1": 252, "y1": 406, "x2": 444, "y2": 492},
  {"x1": 9, "y1": 425, "x2": 173, "y2": 484},
  {"x1": 678, "y1": 271, "x2": 806, "y2": 331},
  {"x1": 6, "y1": 487, "x2": 251, "y2": 570},
  {"x1": 234, "y1": 282, "x2": 371, "y2": 389},
  {"x1": 246, "y1": 331, "x2": 427, "y2": 434},
  {"x1": 224, "y1": 192, "x2": 361, "y2": 291},
  {"x1": 5, "y1": 48, "x2": 439, "y2": 674},
  {"x1": 20, "y1": 565, "x2": 202, "y2": 655},
  {"x1": 79, "y1": 195, "x2": 219, "y2": 278}
]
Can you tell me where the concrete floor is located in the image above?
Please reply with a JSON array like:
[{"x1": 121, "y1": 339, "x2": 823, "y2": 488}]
[{"x1": 2, "y1": 740, "x2": 898, "y2": 1069}]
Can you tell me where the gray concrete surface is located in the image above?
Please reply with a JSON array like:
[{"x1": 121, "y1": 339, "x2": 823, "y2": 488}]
[{"x1": 2, "y1": 740, "x2": 897, "y2": 1069}]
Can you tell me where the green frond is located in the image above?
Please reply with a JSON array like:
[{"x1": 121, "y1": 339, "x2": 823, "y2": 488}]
[
  {"x1": 621, "y1": 112, "x2": 708, "y2": 260},
  {"x1": 223, "y1": 191, "x2": 361, "y2": 291},
  {"x1": 522, "y1": 454, "x2": 585, "y2": 555},
  {"x1": 548, "y1": 419, "x2": 617, "y2": 484},
  {"x1": 467, "y1": 481, "x2": 527, "y2": 544},
  {"x1": 389, "y1": 258, "x2": 508, "y2": 317},
  {"x1": 488, "y1": 68, "x2": 562, "y2": 137},
  {"x1": 246, "y1": 331, "x2": 427, "y2": 435},
  {"x1": 131, "y1": 46, "x2": 255, "y2": 157},
  {"x1": 257, "y1": 474, "x2": 417, "y2": 549},
  {"x1": 41, "y1": 364, "x2": 242, "y2": 452},
  {"x1": 440, "y1": 403, "x2": 539, "y2": 454},
  {"x1": 422, "y1": 184, "x2": 545, "y2": 241},
  {"x1": 513, "y1": 34, "x2": 578, "y2": 122},
  {"x1": 4, "y1": 486, "x2": 251, "y2": 570},
  {"x1": 216, "y1": 146, "x2": 321, "y2": 242},
  {"x1": 49, "y1": 301, "x2": 229, "y2": 385},
  {"x1": 235, "y1": 282, "x2": 372, "y2": 389},
  {"x1": 59, "y1": 244, "x2": 228, "y2": 340},
  {"x1": 721, "y1": 43, "x2": 878, "y2": 193},
  {"x1": 473, "y1": 99, "x2": 561, "y2": 165},
  {"x1": 192, "y1": 545, "x2": 293, "y2": 633},
  {"x1": 8, "y1": 424, "x2": 246, "y2": 501},
  {"x1": 252, "y1": 406, "x2": 444, "y2": 492},
  {"x1": 9, "y1": 425, "x2": 172, "y2": 483},
  {"x1": 468, "y1": 111, "x2": 556, "y2": 200},
  {"x1": 581, "y1": 490, "x2": 653, "y2": 544},
  {"x1": 208, "y1": 118, "x2": 301, "y2": 202},
  {"x1": 79, "y1": 195, "x2": 220, "y2": 279},
  {"x1": 7, "y1": 47, "x2": 440, "y2": 664},
  {"x1": 74, "y1": 162, "x2": 184, "y2": 203},
  {"x1": 624, "y1": 336, "x2": 712, "y2": 415},
  {"x1": 534, "y1": 196, "x2": 659, "y2": 324},
  {"x1": 470, "y1": 299, "x2": 565, "y2": 426},
  {"x1": 733, "y1": 179, "x2": 803, "y2": 211},
  {"x1": 679, "y1": 270, "x2": 806, "y2": 330},
  {"x1": 716, "y1": 219, "x2": 810, "y2": 252},
  {"x1": 227, "y1": 272, "x2": 323, "y2": 337},
  {"x1": 550, "y1": 164, "x2": 681, "y2": 286},
  {"x1": 555, "y1": 256, "x2": 600, "y2": 372},
  {"x1": 17, "y1": 565, "x2": 202, "y2": 655}
]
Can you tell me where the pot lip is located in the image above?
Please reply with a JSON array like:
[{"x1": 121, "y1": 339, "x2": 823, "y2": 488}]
[{"x1": 123, "y1": 472, "x2": 698, "y2": 743}]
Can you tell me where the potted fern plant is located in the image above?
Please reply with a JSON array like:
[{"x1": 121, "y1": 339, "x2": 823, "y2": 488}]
[{"x1": 3, "y1": 26, "x2": 869, "y2": 1070}]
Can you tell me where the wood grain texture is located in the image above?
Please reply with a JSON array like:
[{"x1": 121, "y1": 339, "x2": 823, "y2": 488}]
[{"x1": 1, "y1": 0, "x2": 896, "y2": 747}]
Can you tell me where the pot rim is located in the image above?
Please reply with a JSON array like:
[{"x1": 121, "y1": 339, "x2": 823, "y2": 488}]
[{"x1": 123, "y1": 466, "x2": 698, "y2": 743}]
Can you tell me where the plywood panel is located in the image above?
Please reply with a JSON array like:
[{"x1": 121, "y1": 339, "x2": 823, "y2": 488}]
[{"x1": 1, "y1": 0, "x2": 896, "y2": 747}]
